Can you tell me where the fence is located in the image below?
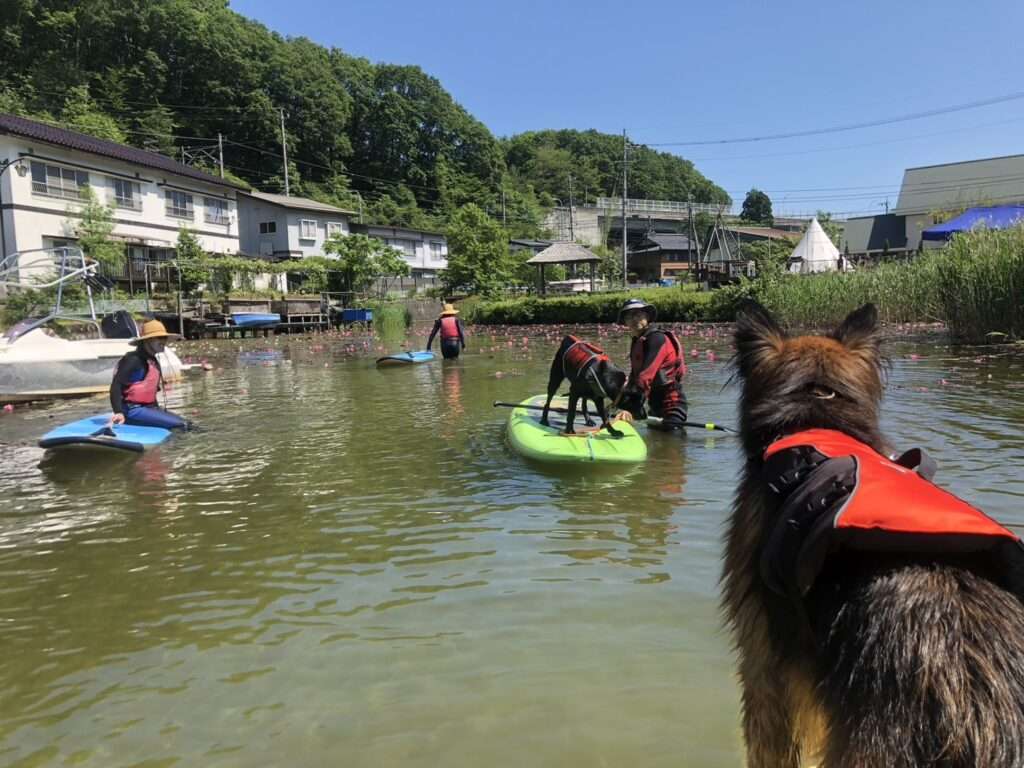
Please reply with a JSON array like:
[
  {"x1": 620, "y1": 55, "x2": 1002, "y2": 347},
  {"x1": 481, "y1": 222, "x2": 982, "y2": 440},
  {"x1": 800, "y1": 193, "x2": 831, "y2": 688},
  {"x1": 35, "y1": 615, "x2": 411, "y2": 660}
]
[{"x1": 595, "y1": 197, "x2": 729, "y2": 216}]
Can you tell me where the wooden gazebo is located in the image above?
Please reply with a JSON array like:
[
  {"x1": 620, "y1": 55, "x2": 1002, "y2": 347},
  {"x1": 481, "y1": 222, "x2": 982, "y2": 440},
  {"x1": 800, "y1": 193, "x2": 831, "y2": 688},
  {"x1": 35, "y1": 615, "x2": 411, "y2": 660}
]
[{"x1": 525, "y1": 242, "x2": 601, "y2": 295}]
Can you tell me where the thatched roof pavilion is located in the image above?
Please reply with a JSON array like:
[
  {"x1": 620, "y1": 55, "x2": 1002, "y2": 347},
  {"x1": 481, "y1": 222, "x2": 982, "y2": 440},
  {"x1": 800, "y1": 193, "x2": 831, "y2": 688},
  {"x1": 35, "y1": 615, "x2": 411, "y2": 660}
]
[{"x1": 525, "y1": 242, "x2": 601, "y2": 294}]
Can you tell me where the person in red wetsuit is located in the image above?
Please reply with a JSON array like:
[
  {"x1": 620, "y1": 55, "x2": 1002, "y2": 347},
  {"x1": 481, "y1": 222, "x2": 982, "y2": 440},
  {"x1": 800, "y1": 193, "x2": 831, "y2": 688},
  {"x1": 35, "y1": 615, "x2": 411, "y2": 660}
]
[
  {"x1": 618, "y1": 298, "x2": 689, "y2": 431},
  {"x1": 109, "y1": 319, "x2": 188, "y2": 430},
  {"x1": 426, "y1": 303, "x2": 466, "y2": 360}
]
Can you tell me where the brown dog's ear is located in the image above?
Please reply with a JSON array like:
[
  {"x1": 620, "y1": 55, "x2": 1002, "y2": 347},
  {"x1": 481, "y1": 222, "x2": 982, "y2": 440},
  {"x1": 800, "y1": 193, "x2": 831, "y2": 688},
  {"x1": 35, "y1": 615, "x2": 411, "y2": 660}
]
[
  {"x1": 734, "y1": 300, "x2": 785, "y2": 379},
  {"x1": 832, "y1": 303, "x2": 879, "y2": 355}
]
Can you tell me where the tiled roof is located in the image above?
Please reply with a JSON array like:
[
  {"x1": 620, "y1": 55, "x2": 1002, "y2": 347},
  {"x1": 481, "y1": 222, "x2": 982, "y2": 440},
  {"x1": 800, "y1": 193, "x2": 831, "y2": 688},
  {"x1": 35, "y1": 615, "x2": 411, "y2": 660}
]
[
  {"x1": 0, "y1": 112, "x2": 245, "y2": 189},
  {"x1": 244, "y1": 190, "x2": 355, "y2": 215}
]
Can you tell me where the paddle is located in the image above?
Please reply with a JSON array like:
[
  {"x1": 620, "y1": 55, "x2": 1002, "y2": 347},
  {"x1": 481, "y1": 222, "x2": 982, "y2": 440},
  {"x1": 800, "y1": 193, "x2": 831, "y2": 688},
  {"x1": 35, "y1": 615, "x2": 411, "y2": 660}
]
[{"x1": 492, "y1": 401, "x2": 737, "y2": 433}]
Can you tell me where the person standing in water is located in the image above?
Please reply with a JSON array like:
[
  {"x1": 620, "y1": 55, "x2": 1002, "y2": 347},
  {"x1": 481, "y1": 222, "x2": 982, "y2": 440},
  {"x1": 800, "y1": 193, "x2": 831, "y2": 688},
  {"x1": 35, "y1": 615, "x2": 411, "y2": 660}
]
[
  {"x1": 109, "y1": 319, "x2": 188, "y2": 429},
  {"x1": 618, "y1": 298, "x2": 689, "y2": 431},
  {"x1": 426, "y1": 303, "x2": 466, "y2": 360}
]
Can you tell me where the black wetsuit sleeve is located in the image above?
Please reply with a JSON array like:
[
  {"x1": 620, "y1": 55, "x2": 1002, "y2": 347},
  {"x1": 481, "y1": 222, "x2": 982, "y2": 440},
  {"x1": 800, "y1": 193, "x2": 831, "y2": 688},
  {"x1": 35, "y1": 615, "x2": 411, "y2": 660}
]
[
  {"x1": 426, "y1": 319, "x2": 441, "y2": 350},
  {"x1": 457, "y1": 318, "x2": 466, "y2": 347},
  {"x1": 110, "y1": 353, "x2": 145, "y2": 414}
]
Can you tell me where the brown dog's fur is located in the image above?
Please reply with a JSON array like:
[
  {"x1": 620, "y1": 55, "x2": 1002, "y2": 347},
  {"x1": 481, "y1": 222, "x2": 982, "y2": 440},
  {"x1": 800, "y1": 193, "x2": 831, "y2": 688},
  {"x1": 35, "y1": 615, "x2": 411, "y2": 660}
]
[{"x1": 723, "y1": 301, "x2": 1024, "y2": 768}]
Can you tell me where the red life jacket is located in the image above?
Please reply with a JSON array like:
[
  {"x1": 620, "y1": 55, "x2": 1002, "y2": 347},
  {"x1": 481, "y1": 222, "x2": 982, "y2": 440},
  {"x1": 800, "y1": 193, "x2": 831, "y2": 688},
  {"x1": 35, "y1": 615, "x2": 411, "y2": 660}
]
[
  {"x1": 629, "y1": 328, "x2": 685, "y2": 393},
  {"x1": 440, "y1": 315, "x2": 460, "y2": 340},
  {"x1": 562, "y1": 335, "x2": 608, "y2": 382},
  {"x1": 123, "y1": 357, "x2": 161, "y2": 406},
  {"x1": 760, "y1": 428, "x2": 1024, "y2": 601}
]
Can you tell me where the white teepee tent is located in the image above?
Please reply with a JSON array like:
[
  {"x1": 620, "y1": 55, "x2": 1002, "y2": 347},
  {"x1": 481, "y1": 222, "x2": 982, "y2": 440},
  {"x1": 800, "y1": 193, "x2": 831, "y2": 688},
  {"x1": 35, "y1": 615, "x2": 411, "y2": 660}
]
[{"x1": 788, "y1": 218, "x2": 842, "y2": 274}]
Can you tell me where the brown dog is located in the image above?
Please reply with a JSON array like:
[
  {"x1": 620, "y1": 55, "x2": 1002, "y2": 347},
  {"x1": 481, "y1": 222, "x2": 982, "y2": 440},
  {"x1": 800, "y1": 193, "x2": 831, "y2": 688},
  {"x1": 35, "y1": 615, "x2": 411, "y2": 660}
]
[{"x1": 723, "y1": 300, "x2": 1024, "y2": 768}]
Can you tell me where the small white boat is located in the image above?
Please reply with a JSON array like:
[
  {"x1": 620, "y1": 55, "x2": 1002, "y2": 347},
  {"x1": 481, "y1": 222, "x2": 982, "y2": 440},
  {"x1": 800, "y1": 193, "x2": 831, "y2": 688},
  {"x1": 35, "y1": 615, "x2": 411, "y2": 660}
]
[
  {"x1": 0, "y1": 326, "x2": 186, "y2": 402},
  {"x1": 0, "y1": 247, "x2": 190, "y2": 403}
]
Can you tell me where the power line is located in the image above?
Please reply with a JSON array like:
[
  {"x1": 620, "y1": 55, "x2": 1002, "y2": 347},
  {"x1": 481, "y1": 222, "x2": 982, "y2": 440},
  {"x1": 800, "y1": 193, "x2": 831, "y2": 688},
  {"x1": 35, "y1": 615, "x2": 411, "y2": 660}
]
[{"x1": 646, "y1": 90, "x2": 1024, "y2": 147}]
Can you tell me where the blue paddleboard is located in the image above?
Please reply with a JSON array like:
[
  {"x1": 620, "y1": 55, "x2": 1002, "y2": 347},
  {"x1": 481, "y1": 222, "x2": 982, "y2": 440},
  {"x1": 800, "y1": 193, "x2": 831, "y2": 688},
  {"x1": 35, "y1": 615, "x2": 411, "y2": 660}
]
[
  {"x1": 375, "y1": 351, "x2": 435, "y2": 367},
  {"x1": 39, "y1": 414, "x2": 172, "y2": 453},
  {"x1": 231, "y1": 312, "x2": 280, "y2": 328}
]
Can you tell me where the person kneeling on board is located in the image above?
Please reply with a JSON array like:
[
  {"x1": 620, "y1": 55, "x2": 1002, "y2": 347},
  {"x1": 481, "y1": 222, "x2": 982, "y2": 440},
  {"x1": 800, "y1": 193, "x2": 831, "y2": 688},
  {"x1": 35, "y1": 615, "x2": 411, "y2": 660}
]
[
  {"x1": 426, "y1": 303, "x2": 466, "y2": 360},
  {"x1": 109, "y1": 319, "x2": 188, "y2": 430},
  {"x1": 618, "y1": 298, "x2": 689, "y2": 432}
]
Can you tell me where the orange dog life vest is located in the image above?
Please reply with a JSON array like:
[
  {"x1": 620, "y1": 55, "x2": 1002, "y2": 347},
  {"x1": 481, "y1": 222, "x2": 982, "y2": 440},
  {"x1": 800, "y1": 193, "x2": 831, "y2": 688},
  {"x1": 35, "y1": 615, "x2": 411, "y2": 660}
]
[{"x1": 760, "y1": 429, "x2": 1024, "y2": 601}]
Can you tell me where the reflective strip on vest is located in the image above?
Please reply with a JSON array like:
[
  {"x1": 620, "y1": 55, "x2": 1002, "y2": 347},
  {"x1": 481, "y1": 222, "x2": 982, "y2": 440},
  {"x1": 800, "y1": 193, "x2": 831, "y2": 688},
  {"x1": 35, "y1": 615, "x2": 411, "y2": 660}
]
[
  {"x1": 440, "y1": 316, "x2": 460, "y2": 340},
  {"x1": 123, "y1": 358, "x2": 160, "y2": 406}
]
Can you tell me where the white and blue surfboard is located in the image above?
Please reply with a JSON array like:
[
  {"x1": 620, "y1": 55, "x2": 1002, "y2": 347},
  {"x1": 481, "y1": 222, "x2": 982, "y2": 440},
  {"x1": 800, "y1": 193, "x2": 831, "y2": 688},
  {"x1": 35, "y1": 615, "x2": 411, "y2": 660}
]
[
  {"x1": 39, "y1": 414, "x2": 172, "y2": 453},
  {"x1": 375, "y1": 350, "x2": 435, "y2": 367}
]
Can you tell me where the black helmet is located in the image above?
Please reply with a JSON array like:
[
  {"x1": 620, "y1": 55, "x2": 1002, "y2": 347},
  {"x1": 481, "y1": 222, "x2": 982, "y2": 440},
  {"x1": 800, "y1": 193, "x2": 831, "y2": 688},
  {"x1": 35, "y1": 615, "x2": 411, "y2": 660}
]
[{"x1": 617, "y1": 298, "x2": 657, "y2": 324}]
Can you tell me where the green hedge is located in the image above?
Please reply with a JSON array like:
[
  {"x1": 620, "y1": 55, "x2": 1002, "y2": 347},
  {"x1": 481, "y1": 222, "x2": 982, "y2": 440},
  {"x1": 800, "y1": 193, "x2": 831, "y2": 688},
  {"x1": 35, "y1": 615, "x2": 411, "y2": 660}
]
[{"x1": 466, "y1": 288, "x2": 725, "y2": 325}]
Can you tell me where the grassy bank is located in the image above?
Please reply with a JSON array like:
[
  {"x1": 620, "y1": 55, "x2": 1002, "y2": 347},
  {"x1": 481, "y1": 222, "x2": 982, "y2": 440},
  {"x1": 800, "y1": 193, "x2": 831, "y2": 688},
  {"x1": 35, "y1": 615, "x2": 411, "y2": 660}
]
[
  {"x1": 752, "y1": 226, "x2": 1024, "y2": 343},
  {"x1": 468, "y1": 226, "x2": 1024, "y2": 344},
  {"x1": 465, "y1": 287, "x2": 723, "y2": 325}
]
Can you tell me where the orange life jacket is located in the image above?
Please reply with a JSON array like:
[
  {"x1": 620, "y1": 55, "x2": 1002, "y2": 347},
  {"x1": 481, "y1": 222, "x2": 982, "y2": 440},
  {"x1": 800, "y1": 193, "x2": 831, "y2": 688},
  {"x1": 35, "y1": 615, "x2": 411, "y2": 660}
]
[
  {"x1": 440, "y1": 315, "x2": 460, "y2": 340},
  {"x1": 563, "y1": 335, "x2": 608, "y2": 380},
  {"x1": 629, "y1": 328, "x2": 685, "y2": 393},
  {"x1": 760, "y1": 428, "x2": 1023, "y2": 601},
  {"x1": 123, "y1": 357, "x2": 161, "y2": 406}
]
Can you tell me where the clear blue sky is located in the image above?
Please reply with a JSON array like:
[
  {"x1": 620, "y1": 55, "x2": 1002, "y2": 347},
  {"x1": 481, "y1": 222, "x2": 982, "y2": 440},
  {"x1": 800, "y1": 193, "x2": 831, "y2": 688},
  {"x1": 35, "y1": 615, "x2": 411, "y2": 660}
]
[{"x1": 232, "y1": 0, "x2": 1024, "y2": 218}]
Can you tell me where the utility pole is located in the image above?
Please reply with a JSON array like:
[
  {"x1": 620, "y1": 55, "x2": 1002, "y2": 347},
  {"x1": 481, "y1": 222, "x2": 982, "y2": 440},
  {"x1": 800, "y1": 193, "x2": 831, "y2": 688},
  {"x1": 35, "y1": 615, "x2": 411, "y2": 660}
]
[
  {"x1": 279, "y1": 108, "x2": 290, "y2": 196},
  {"x1": 568, "y1": 173, "x2": 575, "y2": 241},
  {"x1": 217, "y1": 133, "x2": 224, "y2": 179},
  {"x1": 621, "y1": 130, "x2": 628, "y2": 287},
  {"x1": 501, "y1": 187, "x2": 507, "y2": 227}
]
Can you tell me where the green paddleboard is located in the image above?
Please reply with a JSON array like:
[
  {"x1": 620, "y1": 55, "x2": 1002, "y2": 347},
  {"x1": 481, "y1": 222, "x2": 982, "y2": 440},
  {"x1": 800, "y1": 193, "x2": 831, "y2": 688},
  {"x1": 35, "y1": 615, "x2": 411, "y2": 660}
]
[{"x1": 506, "y1": 395, "x2": 647, "y2": 464}]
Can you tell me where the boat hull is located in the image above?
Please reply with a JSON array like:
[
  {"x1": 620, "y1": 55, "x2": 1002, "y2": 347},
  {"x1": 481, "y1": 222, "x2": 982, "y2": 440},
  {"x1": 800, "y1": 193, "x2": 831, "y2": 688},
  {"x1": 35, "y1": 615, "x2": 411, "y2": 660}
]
[{"x1": 0, "y1": 329, "x2": 186, "y2": 403}]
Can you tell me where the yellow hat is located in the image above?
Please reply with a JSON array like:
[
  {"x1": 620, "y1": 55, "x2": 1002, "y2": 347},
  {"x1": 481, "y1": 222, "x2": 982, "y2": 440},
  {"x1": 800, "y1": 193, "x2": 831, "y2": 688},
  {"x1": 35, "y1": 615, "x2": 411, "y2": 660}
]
[
  {"x1": 132, "y1": 319, "x2": 180, "y2": 343},
  {"x1": 440, "y1": 303, "x2": 459, "y2": 316}
]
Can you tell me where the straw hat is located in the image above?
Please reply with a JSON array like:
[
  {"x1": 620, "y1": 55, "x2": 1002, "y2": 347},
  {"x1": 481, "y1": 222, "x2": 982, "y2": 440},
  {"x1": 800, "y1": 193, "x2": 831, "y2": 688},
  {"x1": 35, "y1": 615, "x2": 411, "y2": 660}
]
[
  {"x1": 617, "y1": 298, "x2": 657, "y2": 324},
  {"x1": 132, "y1": 319, "x2": 180, "y2": 343},
  {"x1": 439, "y1": 303, "x2": 460, "y2": 317}
]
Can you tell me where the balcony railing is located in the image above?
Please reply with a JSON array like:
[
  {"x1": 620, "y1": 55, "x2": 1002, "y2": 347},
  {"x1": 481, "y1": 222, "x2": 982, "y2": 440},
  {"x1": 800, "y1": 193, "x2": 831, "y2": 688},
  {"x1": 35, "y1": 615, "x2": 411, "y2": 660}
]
[{"x1": 596, "y1": 197, "x2": 728, "y2": 215}]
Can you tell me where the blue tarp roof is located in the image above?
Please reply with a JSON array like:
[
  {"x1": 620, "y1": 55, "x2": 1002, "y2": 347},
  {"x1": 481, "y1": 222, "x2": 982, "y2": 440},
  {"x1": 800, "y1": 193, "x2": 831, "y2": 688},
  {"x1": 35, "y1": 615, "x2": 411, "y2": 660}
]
[{"x1": 921, "y1": 205, "x2": 1024, "y2": 241}]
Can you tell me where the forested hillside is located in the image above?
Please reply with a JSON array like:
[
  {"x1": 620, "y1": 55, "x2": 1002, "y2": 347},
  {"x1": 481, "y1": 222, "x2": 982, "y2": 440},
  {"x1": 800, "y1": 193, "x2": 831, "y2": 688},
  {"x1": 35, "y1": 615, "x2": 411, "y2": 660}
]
[{"x1": 0, "y1": 0, "x2": 729, "y2": 235}]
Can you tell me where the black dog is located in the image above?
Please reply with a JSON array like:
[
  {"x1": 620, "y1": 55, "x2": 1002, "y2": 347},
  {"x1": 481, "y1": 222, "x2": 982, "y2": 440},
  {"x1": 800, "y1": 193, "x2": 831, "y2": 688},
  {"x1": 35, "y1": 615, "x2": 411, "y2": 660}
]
[{"x1": 539, "y1": 335, "x2": 637, "y2": 436}]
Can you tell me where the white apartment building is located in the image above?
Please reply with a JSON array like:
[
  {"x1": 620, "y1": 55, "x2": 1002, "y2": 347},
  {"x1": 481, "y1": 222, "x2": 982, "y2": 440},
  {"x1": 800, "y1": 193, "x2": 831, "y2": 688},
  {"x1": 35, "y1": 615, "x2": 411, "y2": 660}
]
[{"x1": 0, "y1": 113, "x2": 242, "y2": 284}]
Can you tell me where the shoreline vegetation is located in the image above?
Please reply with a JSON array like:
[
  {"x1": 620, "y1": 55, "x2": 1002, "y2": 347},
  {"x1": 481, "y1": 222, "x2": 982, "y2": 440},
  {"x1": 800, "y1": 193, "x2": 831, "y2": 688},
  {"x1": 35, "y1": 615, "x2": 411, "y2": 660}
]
[{"x1": 467, "y1": 226, "x2": 1024, "y2": 345}]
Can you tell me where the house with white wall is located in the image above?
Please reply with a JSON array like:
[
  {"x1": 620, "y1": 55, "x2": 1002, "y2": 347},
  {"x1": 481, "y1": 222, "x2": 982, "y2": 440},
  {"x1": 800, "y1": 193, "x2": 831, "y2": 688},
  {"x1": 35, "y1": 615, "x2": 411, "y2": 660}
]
[
  {"x1": 0, "y1": 113, "x2": 242, "y2": 286},
  {"x1": 350, "y1": 222, "x2": 448, "y2": 280},
  {"x1": 236, "y1": 191, "x2": 354, "y2": 259}
]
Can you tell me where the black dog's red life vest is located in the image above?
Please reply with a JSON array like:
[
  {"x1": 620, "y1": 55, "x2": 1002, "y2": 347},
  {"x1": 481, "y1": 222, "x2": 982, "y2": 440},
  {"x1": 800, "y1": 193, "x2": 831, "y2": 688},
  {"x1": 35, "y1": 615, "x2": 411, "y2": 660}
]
[
  {"x1": 629, "y1": 328, "x2": 685, "y2": 395},
  {"x1": 440, "y1": 316, "x2": 460, "y2": 340},
  {"x1": 760, "y1": 428, "x2": 1024, "y2": 602},
  {"x1": 563, "y1": 336, "x2": 608, "y2": 378}
]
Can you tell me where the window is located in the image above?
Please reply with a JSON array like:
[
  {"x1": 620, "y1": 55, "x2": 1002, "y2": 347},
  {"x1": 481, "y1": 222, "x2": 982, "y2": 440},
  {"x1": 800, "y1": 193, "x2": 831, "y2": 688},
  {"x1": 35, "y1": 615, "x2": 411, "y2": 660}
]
[
  {"x1": 204, "y1": 197, "x2": 229, "y2": 225},
  {"x1": 390, "y1": 239, "x2": 416, "y2": 258},
  {"x1": 31, "y1": 161, "x2": 89, "y2": 200},
  {"x1": 326, "y1": 221, "x2": 345, "y2": 237},
  {"x1": 299, "y1": 219, "x2": 318, "y2": 240},
  {"x1": 165, "y1": 190, "x2": 193, "y2": 219},
  {"x1": 259, "y1": 221, "x2": 277, "y2": 234},
  {"x1": 429, "y1": 242, "x2": 443, "y2": 260},
  {"x1": 112, "y1": 178, "x2": 142, "y2": 210}
]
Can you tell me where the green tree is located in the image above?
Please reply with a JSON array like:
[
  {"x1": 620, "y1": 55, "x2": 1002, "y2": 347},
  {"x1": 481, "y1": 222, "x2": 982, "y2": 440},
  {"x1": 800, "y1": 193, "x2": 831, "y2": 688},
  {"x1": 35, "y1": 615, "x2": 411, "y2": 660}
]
[
  {"x1": 323, "y1": 233, "x2": 411, "y2": 295},
  {"x1": 61, "y1": 85, "x2": 126, "y2": 142},
  {"x1": 72, "y1": 188, "x2": 123, "y2": 270},
  {"x1": 591, "y1": 243, "x2": 623, "y2": 284},
  {"x1": 741, "y1": 189, "x2": 774, "y2": 226},
  {"x1": 442, "y1": 204, "x2": 511, "y2": 297},
  {"x1": 175, "y1": 228, "x2": 208, "y2": 292},
  {"x1": 743, "y1": 239, "x2": 794, "y2": 280}
]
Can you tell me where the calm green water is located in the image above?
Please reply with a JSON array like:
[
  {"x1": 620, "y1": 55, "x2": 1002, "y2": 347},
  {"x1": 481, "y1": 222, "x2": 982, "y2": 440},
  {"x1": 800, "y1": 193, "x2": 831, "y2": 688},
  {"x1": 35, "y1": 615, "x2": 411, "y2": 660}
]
[{"x1": 1, "y1": 323, "x2": 1022, "y2": 767}]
